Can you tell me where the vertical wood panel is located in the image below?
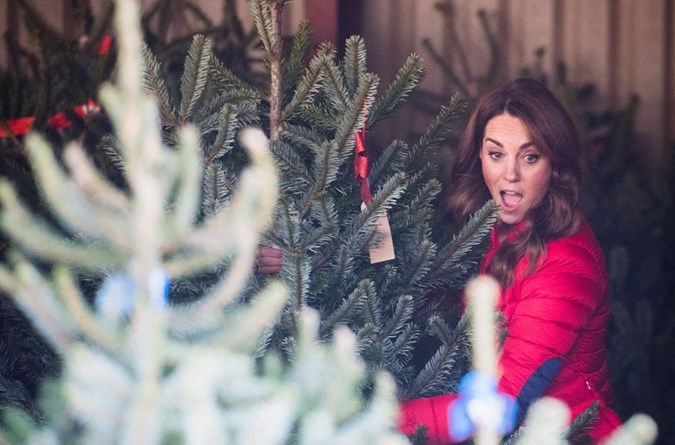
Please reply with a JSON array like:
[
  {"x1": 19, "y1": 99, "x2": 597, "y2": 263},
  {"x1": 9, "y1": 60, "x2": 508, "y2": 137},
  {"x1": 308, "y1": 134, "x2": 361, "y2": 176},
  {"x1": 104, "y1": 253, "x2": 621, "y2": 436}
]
[
  {"x1": 413, "y1": 0, "x2": 446, "y2": 94},
  {"x1": 304, "y1": 0, "x2": 337, "y2": 49},
  {"x1": 617, "y1": 0, "x2": 667, "y2": 170},
  {"x1": 438, "y1": 0, "x2": 502, "y2": 95},
  {"x1": 506, "y1": 0, "x2": 555, "y2": 79},
  {"x1": 667, "y1": 0, "x2": 675, "y2": 161},
  {"x1": 362, "y1": 0, "x2": 422, "y2": 141},
  {"x1": 1, "y1": 0, "x2": 11, "y2": 68},
  {"x1": 562, "y1": 0, "x2": 611, "y2": 110}
]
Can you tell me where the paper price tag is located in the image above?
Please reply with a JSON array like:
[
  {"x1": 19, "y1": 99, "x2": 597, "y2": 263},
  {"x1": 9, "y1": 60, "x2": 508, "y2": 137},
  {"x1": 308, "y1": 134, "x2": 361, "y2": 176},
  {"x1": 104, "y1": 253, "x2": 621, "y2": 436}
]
[{"x1": 361, "y1": 202, "x2": 395, "y2": 263}]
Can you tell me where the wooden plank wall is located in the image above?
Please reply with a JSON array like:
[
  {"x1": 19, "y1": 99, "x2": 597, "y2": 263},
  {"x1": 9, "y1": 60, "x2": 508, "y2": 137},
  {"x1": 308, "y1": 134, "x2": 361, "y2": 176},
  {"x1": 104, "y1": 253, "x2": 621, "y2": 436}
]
[
  {"x1": 2, "y1": 0, "x2": 673, "y2": 174},
  {"x1": 360, "y1": 0, "x2": 674, "y2": 175}
]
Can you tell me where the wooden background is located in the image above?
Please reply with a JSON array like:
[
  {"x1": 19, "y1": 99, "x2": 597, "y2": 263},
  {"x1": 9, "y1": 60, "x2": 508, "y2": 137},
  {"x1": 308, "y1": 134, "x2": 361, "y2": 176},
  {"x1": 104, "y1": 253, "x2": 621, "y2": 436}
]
[
  {"x1": 2, "y1": 0, "x2": 673, "y2": 176},
  {"x1": 359, "y1": 0, "x2": 674, "y2": 176}
]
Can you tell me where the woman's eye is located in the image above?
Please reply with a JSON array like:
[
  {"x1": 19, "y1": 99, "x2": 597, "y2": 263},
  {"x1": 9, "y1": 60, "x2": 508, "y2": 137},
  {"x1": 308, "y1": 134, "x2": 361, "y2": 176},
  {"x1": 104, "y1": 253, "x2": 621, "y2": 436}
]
[
  {"x1": 488, "y1": 151, "x2": 503, "y2": 160},
  {"x1": 524, "y1": 153, "x2": 540, "y2": 163}
]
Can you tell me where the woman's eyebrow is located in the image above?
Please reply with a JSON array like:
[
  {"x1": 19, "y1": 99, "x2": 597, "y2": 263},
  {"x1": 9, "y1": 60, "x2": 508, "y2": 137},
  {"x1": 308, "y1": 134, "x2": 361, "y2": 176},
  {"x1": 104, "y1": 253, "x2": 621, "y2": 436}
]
[{"x1": 484, "y1": 137, "x2": 535, "y2": 150}]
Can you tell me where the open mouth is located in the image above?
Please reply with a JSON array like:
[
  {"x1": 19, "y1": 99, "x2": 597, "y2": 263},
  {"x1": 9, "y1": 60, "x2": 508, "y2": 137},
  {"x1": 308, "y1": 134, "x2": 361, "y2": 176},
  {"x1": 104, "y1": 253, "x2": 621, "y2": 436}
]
[{"x1": 500, "y1": 191, "x2": 523, "y2": 210}]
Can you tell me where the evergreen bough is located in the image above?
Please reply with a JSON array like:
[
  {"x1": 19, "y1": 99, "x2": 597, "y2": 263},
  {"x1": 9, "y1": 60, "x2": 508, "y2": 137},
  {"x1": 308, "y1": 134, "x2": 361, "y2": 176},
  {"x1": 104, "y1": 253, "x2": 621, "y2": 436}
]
[
  {"x1": 130, "y1": 0, "x2": 498, "y2": 398},
  {"x1": 0, "y1": 0, "x2": 407, "y2": 443}
]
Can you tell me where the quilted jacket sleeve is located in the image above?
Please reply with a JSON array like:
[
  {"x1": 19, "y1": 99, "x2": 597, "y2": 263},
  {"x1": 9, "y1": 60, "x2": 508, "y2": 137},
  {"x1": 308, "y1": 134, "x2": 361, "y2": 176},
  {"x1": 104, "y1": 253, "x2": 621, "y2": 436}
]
[
  {"x1": 497, "y1": 236, "x2": 605, "y2": 418},
  {"x1": 398, "y1": 394, "x2": 459, "y2": 445}
]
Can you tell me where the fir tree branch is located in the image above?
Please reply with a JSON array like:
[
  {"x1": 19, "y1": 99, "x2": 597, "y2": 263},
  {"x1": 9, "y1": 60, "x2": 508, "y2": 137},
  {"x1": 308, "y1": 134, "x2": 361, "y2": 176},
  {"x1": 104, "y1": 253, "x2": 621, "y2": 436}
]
[
  {"x1": 405, "y1": 92, "x2": 466, "y2": 171},
  {"x1": 285, "y1": 251, "x2": 310, "y2": 313},
  {"x1": 420, "y1": 200, "x2": 498, "y2": 297},
  {"x1": 299, "y1": 140, "x2": 339, "y2": 218},
  {"x1": 166, "y1": 127, "x2": 202, "y2": 238},
  {"x1": 381, "y1": 294, "x2": 416, "y2": 340},
  {"x1": 566, "y1": 401, "x2": 599, "y2": 445},
  {"x1": 209, "y1": 54, "x2": 261, "y2": 98},
  {"x1": 392, "y1": 322, "x2": 420, "y2": 363},
  {"x1": 201, "y1": 163, "x2": 229, "y2": 218},
  {"x1": 277, "y1": 199, "x2": 301, "y2": 249},
  {"x1": 274, "y1": 200, "x2": 312, "y2": 313},
  {"x1": 280, "y1": 51, "x2": 328, "y2": 123},
  {"x1": 310, "y1": 172, "x2": 407, "y2": 275},
  {"x1": 52, "y1": 267, "x2": 120, "y2": 351},
  {"x1": 440, "y1": 200, "x2": 497, "y2": 263},
  {"x1": 141, "y1": 42, "x2": 176, "y2": 127},
  {"x1": 27, "y1": 135, "x2": 133, "y2": 250},
  {"x1": 307, "y1": 195, "x2": 339, "y2": 238},
  {"x1": 398, "y1": 239, "x2": 437, "y2": 295},
  {"x1": 9, "y1": 259, "x2": 77, "y2": 354},
  {"x1": 269, "y1": 139, "x2": 313, "y2": 197},
  {"x1": 283, "y1": 20, "x2": 312, "y2": 99},
  {"x1": 319, "y1": 279, "x2": 370, "y2": 338},
  {"x1": 0, "y1": 181, "x2": 126, "y2": 270},
  {"x1": 334, "y1": 73, "x2": 377, "y2": 162},
  {"x1": 390, "y1": 176, "x2": 441, "y2": 234},
  {"x1": 352, "y1": 172, "x2": 408, "y2": 236},
  {"x1": 204, "y1": 103, "x2": 238, "y2": 164},
  {"x1": 248, "y1": 0, "x2": 275, "y2": 58},
  {"x1": 178, "y1": 35, "x2": 212, "y2": 122},
  {"x1": 318, "y1": 49, "x2": 351, "y2": 113},
  {"x1": 300, "y1": 219, "x2": 336, "y2": 253},
  {"x1": 368, "y1": 139, "x2": 408, "y2": 188},
  {"x1": 364, "y1": 284, "x2": 383, "y2": 330},
  {"x1": 401, "y1": 313, "x2": 470, "y2": 399},
  {"x1": 342, "y1": 36, "x2": 368, "y2": 96},
  {"x1": 368, "y1": 53, "x2": 425, "y2": 127}
]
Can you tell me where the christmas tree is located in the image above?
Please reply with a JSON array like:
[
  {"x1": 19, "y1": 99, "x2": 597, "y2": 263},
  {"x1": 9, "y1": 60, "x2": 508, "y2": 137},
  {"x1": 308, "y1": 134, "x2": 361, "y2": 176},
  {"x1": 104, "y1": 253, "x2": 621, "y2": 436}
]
[
  {"x1": 0, "y1": 0, "x2": 407, "y2": 443},
  {"x1": 125, "y1": 0, "x2": 500, "y2": 399}
]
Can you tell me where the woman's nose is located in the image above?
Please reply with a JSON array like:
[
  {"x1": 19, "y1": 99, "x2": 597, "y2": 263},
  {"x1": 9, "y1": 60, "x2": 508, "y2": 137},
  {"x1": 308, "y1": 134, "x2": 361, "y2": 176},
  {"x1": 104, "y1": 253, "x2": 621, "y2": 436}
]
[{"x1": 504, "y1": 158, "x2": 520, "y2": 181}]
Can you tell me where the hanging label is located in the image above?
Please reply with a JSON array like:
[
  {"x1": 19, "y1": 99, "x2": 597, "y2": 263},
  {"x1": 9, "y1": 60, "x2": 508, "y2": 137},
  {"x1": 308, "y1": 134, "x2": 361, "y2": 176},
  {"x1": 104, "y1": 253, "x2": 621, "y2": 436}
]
[{"x1": 362, "y1": 202, "x2": 395, "y2": 263}]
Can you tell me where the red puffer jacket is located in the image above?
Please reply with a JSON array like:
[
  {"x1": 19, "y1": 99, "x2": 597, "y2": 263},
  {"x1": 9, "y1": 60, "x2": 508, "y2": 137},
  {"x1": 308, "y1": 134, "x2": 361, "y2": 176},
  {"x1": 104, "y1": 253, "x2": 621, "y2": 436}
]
[{"x1": 399, "y1": 220, "x2": 621, "y2": 444}]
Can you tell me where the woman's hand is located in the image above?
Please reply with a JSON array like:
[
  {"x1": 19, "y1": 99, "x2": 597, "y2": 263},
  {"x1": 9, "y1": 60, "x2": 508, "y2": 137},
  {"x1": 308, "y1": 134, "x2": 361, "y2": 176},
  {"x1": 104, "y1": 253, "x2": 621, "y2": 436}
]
[{"x1": 256, "y1": 246, "x2": 283, "y2": 275}]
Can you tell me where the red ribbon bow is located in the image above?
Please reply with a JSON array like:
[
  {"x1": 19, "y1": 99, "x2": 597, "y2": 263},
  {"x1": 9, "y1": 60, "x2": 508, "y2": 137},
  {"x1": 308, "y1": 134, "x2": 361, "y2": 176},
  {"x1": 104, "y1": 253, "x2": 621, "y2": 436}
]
[
  {"x1": 354, "y1": 127, "x2": 372, "y2": 204},
  {"x1": 0, "y1": 100, "x2": 101, "y2": 139},
  {"x1": 354, "y1": 102, "x2": 372, "y2": 205}
]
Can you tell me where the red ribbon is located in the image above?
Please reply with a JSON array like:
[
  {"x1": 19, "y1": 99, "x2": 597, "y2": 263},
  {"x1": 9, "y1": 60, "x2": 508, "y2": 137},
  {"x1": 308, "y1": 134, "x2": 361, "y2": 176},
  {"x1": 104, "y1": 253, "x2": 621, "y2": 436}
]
[
  {"x1": 98, "y1": 35, "x2": 113, "y2": 56},
  {"x1": 354, "y1": 125, "x2": 372, "y2": 204},
  {"x1": 0, "y1": 33, "x2": 111, "y2": 140},
  {"x1": 0, "y1": 100, "x2": 101, "y2": 139}
]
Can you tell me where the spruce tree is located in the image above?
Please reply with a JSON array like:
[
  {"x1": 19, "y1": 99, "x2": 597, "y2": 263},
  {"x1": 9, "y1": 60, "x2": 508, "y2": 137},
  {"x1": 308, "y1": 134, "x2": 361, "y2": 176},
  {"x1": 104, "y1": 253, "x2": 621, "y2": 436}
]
[
  {"x1": 131, "y1": 0, "x2": 499, "y2": 398},
  {"x1": 0, "y1": 0, "x2": 406, "y2": 443}
]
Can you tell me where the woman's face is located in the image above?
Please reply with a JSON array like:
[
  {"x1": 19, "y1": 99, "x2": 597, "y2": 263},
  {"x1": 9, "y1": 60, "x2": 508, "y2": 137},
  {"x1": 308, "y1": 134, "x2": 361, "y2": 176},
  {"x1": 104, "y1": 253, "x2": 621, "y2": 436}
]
[{"x1": 480, "y1": 113, "x2": 552, "y2": 225}]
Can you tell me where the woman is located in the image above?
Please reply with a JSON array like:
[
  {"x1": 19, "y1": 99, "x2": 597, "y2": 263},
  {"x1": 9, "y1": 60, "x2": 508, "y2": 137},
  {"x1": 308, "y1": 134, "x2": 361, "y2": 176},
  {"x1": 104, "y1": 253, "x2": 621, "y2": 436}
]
[{"x1": 398, "y1": 78, "x2": 621, "y2": 444}]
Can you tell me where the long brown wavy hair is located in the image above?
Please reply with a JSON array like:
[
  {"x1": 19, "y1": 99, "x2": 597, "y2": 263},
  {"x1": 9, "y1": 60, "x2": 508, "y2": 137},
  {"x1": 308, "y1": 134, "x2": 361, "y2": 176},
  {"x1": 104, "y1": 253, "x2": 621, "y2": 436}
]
[{"x1": 446, "y1": 78, "x2": 583, "y2": 287}]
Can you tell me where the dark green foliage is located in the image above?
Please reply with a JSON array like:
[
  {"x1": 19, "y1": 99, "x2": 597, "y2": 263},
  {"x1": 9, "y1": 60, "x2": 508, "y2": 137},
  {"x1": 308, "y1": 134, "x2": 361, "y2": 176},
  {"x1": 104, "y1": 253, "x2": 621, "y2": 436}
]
[
  {"x1": 0, "y1": 295, "x2": 59, "y2": 421},
  {"x1": 0, "y1": 0, "x2": 114, "y2": 129},
  {"x1": 0, "y1": 0, "x2": 498, "y2": 430},
  {"x1": 561, "y1": 81, "x2": 675, "y2": 445},
  {"x1": 135, "y1": 1, "x2": 497, "y2": 399},
  {"x1": 0, "y1": 0, "x2": 265, "y2": 416}
]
